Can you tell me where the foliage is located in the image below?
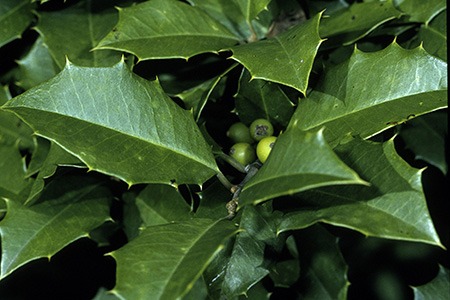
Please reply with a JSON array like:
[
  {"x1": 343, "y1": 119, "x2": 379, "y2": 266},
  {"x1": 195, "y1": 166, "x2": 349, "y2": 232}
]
[{"x1": 0, "y1": 0, "x2": 448, "y2": 299}]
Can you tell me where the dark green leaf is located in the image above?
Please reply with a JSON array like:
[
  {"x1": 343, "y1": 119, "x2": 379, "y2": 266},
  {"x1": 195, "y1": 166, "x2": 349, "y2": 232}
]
[
  {"x1": 419, "y1": 10, "x2": 447, "y2": 61},
  {"x1": 25, "y1": 141, "x2": 83, "y2": 205},
  {"x1": 394, "y1": 0, "x2": 446, "y2": 23},
  {"x1": 35, "y1": 0, "x2": 121, "y2": 68},
  {"x1": 135, "y1": 184, "x2": 192, "y2": 227},
  {"x1": 320, "y1": 0, "x2": 403, "y2": 45},
  {"x1": 399, "y1": 110, "x2": 447, "y2": 174},
  {"x1": 187, "y1": 0, "x2": 271, "y2": 40},
  {"x1": 0, "y1": 145, "x2": 33, "y2": 202},
  {"x1": 96, "y1": 0, "x2": 240, "y2": 60},
  {"x1": 0, "y1": 176, "x2": 111, "y2": 279},
  {"x1": 0, "y1": 109, "x2": 34, "y2": 150},
  {"x1": 0, "y1": 0, "x2": 34, "y2": 47},
  {"x1": 412, "y1": 265, "x2": 450, "y2": 300},
  {"x1": 239, "y1": 126, "x2": 366, "y2": 206},
  {"x1": 221, "y1": 205, "x2": 279, "y2": 298},
  {"x1": 195, "y1": 180, "x2": 230, "y2": 220},
  {"x1": 110, "y1": 218, "x2": 238, "y2": 300},
  {"x1": 291, "y1": 42, "x2": 448, "y2": 147},
  {"x1": 3, "y1": 61, "x2": 219, "y2": 185},
  {"x1": 278, "y1": 137, "x2": 443, "y2": 247},
  {"x1": 176, "y1": 64, "x2": 234, "y2": 122},
  {"x1": 15, "y1": 37, "x2": 59, "y2": 90},
  {"x1": 229, "y1": 12, "x2": 324, "y2": 94},
  {"x1": 235, "y1": 69, "x2": 295, "y2": 128},
  {"x1": 296, "y1": 225, "x2": 349, "y2": 300}
]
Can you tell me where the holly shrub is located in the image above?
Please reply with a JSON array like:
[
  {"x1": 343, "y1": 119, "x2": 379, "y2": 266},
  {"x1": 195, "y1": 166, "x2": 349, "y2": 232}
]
[{"x1": 0, "y1": 0, "x2": 448, "y2": 299}]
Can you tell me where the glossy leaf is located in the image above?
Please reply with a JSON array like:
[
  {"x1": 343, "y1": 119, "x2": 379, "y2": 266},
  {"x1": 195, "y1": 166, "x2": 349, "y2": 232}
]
[
  {"x1": 419, "y1": 10, "x2": 447, "y2": 61},
  {"x1": 278, "y1": 137, "x2": 443, "y2": 247},
  {"x1": 221, "y1": 205, "x2": 278, "y2": 298},
  {"x1": 25, "y1": 142, "x2": 83, "y2": 205},
  {"x1": 176, "y1": 64, "x2": 234, "y2": 122},
  {"x1": 110, "y1": 218, "x2": 238, "y2": 300},
  {"x1": 96, "y1": 0, "x2": 239, "y2": 60},
  {"x1": 187, "y1": 0, "x2": 271, "y2": 40},
  {"x1": 290, "y1": 42, "x2": 448, "y2": 147},
  {"x1": 0, "y1": 176, "x2": 111, "y2": 279},
  {"x1": 229, "y1": 12, "x2": 324, "y2": 94},
  {"x1": 3, "y1": 61, "x2": 219, "y2": 185},
  {"x1": 35, "y1": 0, "x2": 121, "y2": 69},
  {"x1": 0, "y1": 110, "x2": 34, "y2": 150},
  {"x1": 135, "y1": 184, "x2": 191, "y2": 227},
  {"x1": 412, "y1": 265, "x2": 450, "y2": 300},
  {"x1": 0, "y1": 0, "x2": 34, "y2": 47},
  {"x1": 394, "y1": 0, "x2": 446, "y2": 23},
  {"x1": 320, "y1": 0, "x2": 403, "y2": 44},
  {"x1": 239, "y1": 125, "x2": 367, "y2": 206},
  {"x1": 0, "y1": 145, "x2": 33, "y2": 203},
  {"x1": 235, "y1": 69, "x2": 295, "y2": 128},
  {"x1": 296, "y1": 225, "x2": 349, "y2": 300},
  {"x1": 399, "y1": 111, "x2": 447, "y2": 174},
  {"x1": 15, "y1": 37, "x2": 59, "y2": 90}
]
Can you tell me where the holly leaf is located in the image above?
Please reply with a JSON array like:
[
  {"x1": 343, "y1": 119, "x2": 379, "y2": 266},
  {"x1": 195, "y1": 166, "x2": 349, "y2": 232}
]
[
  {"x1": 110, "y1": 218, "x2": 238, "y2": 300},
  {"x1": 187, "y1": 0, "x2": 271, "y2": 40},
  {"x1": 0, "y1": 145, "x2": 33, "y2": 203},
  {"x1": 229, "y1": 12, "x2": 324, "y2": 94},
  {"x1": 0, "y1": 0, "x2": 34, "y2": 47},
  {"x1": 0, "y1": 109, "x2": 34, "y2": 150},
  {"x1": 278, "y1": 137, "x2": 443, "y2": 247},
  {"x1": 394, "y1": 0, "x2": 446, "y2": 23},
  {"x1": 295, "y1": 225, "x2": 349, "y2": 300},
  {"x1": 0, "y1": 176, "x2": 111, "y2": 279},
  {"x1": 239, "y1": 125, "x2": 367, "y2": 206},
  {"x1": 221, "y1": 205, "x2": 279, "y2": 298},
  {"x1": 15, "y1": 37, "x2": 59, "y2": 90},
  {"x1": 96, "y1": 0, "x2": 240, "y2": 60},
  {"x1": 290, "y1": 42, "x2": 448, "y2": 147},
  {"x1": 412, "y1": 265, "x2": 450, "y2": 300},
  {"x1": 399, "y1": 111, "x2": 447, "y2": 174},
  {"x1": 25, "y1": 141, "x2": 83, "y2": 205},
  {"x1": 35, "y1": 0, "x2": 121, "y2": 69},
  {"x1": 235, "y1": 69, "x2": 295, "y2": 128},
  {"x1": 176, "y1": 64, "x2": 234, "y2": 122},
  {"x1": 320, "y1": 0, "x2": 403, "y2": 45},
  {"x1": 135, "y1": 184, "x2": 192, "y2": 227},
  {"x1": 419, "y1": 10, "x2": 447, "y2": 61},
  {"x1": 2, "y1": 60, "x2": 219, "y2": 185}
]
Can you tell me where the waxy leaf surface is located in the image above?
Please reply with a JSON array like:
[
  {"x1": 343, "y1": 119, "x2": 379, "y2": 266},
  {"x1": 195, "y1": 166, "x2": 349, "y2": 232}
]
[
  {"x1": 135, "y1": 184, "x2": 191, "y2": 227},
  {"x1": 235, "y1": 69, "x2": 294, "y2": 128},
  {"x1": 229, "y1": 12, "x2": 323, "y2": 94},
  {"x1": 96, "y1": 0, "x2": 239, "y2": 60},
  {"x1": 0, "y1": 0, "x2": 34, "y2": 47},
  {"x1": 320, "y1": 0, "x2": 402, "y2": 44},
  {"x1": 395, "y1": 0, "x2": 446, "y2": 23},
  {"x1": 3, "y1": 61, "x2": 219, "y2": 185},
  {"x1": 412, "y1": 265, "x2": 450, "y2": 300},
  {"x1": 0, "y1": 176, "x2": 111, "y2": 279},
  {"x1": 35, "y1": 0, "x2": 121, "y2": 68},
  {"x1": 419, "y1": 10, "x2": 447, "y2": 61},
  {"x1": 291, "y1": 43, "x2": 448, "y2": 147},
  {"x1": 15, "y1": 37, "x2": 59, "y2": 90},
  {"x1": 239, "y1": 125, "x2": 366, "y2": 206},
  {"x1": 278, "y1": 138, "x2": 443, "y2": 247},
  {"x1": 296, "y1": 225, "x2": 349, "y2": 300},
  {"x1": 110, "y1": 218, "x2": 238, "y2": 300},
  {"x1": 187, "y1": 0, "x2": 271, "y2": 40},
  {"x1": 400, "y1": 111, "x2": 447, "y2": 174}
]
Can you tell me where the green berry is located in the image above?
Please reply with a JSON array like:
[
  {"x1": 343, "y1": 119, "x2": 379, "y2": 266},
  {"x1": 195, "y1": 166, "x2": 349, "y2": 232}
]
[
  {"x1": 256, "y1": 136, "x2": 277, "y2": 163},
  {"x1": 227, "y1": 122, "x2": 254, "y2": 144},
  {"x1": 249, "y1": 119, "x2": 274, "y2": 141},
  {"x1": 229, "y1": 142, "x2": 256, "y2": 166}
]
